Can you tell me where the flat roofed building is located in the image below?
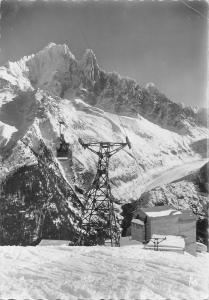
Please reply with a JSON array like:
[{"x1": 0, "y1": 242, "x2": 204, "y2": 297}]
[{"x1": 131, "y1": 205, "x2": 197, "y2": 255}]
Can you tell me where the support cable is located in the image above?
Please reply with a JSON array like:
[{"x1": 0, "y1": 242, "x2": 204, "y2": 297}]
[
  {"x1": 117, "y1": 114, "x2": 146, "y2": 188},
  {"x1": 179, "y1": 0, "x2": 208, "y2": 20}
]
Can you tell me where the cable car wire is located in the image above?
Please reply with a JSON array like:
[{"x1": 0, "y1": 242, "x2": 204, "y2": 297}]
[
  {"x1": 180, "y1": 0, "x2": 209, "y2": 20},
  {"x1": 117, "y1": 114, "x2": 146, "y2": 188}
]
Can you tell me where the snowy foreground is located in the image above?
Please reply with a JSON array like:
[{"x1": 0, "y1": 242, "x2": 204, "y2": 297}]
[{"x1": 0, "y1": 246, "x2": 209, "y2": 300}]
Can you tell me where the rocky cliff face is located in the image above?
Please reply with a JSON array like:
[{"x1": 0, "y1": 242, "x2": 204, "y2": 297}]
[
  {"x1": 0, "y1": 43, "x2": 208, "y2": 244},
  {"x1": 0, "y1": 140, "x2": 83, "y2": 245}
]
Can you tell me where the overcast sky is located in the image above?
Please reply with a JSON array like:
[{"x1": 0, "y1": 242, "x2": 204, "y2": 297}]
[{"x1": 0, "y1": 0, "x2": 208, "y2": 107}]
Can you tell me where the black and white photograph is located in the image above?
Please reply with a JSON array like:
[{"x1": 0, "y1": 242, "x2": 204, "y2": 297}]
[{"x1": 0, "y1": 0, "x2": 208, "y2": 298}]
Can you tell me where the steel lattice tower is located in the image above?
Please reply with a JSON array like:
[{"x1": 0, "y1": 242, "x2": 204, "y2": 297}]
[{"x1": 75, "y1": 137, "x2": 131, "y2": 247}]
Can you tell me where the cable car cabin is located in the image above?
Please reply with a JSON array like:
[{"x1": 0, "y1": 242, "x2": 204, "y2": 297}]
[{"x1": 56, "y1": 134, "x2": 69, "y2": 160}]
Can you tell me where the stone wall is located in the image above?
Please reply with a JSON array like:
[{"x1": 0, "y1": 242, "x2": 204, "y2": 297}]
[
  {"x1": 131, "y1": 223, "x2": 145, "y2": 242},
  {"x1": 179, "y1": 211, "x2": 197, "y2": 255}
]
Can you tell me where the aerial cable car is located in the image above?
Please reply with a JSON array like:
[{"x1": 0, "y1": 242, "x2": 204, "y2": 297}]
[
  {"x1": 125, "y1": 136, "x2": 131, "y2": 149},
  {"x1": 56, "y1": 121, "x2": 69, "y2": 160}
]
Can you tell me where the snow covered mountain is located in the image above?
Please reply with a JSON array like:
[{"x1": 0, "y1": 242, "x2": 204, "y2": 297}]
[{"x1": 0, "y1": 43, "x2": 208, "y2": 244}]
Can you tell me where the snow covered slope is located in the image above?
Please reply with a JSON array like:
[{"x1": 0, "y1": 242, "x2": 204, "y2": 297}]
[
  {"x1": 0, "y1": 43, "x2": 208, "y2": 244},
  {"x1": 0, "y1": 245, "x2": 209, "y2": 300},
  {"x1": 0, "y1": 91, "x2": 208, "y2": 200}
]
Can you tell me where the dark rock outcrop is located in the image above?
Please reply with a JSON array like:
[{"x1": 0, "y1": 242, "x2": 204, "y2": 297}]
[{"x1": 0, "y1": 143, "x2": 82, "y2": 245}]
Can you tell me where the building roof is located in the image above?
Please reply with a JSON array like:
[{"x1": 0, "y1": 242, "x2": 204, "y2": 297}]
[
  {"x1": 131, "y1": 219, "x2": 144, "y2": 226},
  {"x1": 145, "y1": 209, "x2": 181, "y2": 218},
  {"x1": 141, "y1": 205, "x2": 182, "y2": 218}
]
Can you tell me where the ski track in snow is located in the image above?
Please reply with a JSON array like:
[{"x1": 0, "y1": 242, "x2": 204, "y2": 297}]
[{"x1": 0, "y1": 245, "x2": 208, "y2": 300}]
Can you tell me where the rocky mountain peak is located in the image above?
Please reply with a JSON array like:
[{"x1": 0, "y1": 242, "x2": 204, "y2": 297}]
[
  {"x1": 0, "y1": 43, "x2": 208, "y2": 134},
  {"x1": 145, "y1": 82, "x2": 159, "y2": 95},
  {"x1": 0, "y1": 42, "x2": 208, "y2": 245},
  {"x1": 37, "y1": 42, "x2": 75, "y2": 61},
  {"x1": 79, "y1": 48, "x2": 100, "y2": 84},
  {"x1": 81, "y1": 49, "x2": 97, "y2": 66}
]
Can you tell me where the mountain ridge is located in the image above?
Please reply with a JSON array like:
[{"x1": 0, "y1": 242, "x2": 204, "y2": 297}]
[
  {"x1": 1, "y1": 43, "x2": 208, "y2": 135},
  {"x1": 0, "y1": 43, "x2": 208, "y2": 244}
]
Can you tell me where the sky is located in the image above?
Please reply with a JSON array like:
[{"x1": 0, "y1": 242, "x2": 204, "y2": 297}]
[{"x1": 0, "y1": 0, "x2": 208, "y2": 107}]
